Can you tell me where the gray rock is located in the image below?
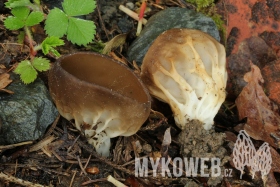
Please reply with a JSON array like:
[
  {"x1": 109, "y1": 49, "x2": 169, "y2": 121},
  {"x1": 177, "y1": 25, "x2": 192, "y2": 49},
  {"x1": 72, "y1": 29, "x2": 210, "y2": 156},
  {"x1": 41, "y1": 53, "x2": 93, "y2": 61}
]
[
  {"x1": 0, "y1": 74, "x2": 58, "y2": 145},
  {"x1": 127, "y1": 7, "x2": 220, "y2": 65}
]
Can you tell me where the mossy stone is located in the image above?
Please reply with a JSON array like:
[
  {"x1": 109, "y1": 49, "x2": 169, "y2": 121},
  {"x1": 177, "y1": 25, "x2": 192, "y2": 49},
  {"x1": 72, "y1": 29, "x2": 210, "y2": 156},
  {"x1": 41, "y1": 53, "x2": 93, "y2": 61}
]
[{"x1": 127, "y1": 7, "x2": 220, "y2": 65}]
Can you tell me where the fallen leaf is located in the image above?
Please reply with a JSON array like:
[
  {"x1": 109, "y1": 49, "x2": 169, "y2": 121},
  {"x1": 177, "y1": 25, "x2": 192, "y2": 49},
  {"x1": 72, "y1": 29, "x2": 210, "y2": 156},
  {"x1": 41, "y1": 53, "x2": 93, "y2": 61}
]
[
  {"x1": 217, "y1": 0, "x2": 280, "y2": 56},
  {"x1": 102, "y1": 33, "x2": 127, "y2": 55},
  {"x1": 270, "y1": 146, "x2": 280, "y2": 173},
  {"x1": 125, "y1": 176, "x2": 148, "y2": 187},
  {"x1": 85, "y1": 166, "x2": 100, "y2": 175},
  {"x1": 235, "y1": 63, "x2": 280, "y2": 148},
  {"x1": 265, "y1": 170, "x2": 280, "y2": 187},
  {"x1": 216, "y1": 0, "x2": 280, "y2": 98},
  {"x1": 0, "y1": 73, "x2": 13, "y2": 94},
  {"x1": 262, "y1": 59, "x2": 280, "y2": 106},
  {"x1": 226, "y1": 36, "x2": 277, "y2": 98}
]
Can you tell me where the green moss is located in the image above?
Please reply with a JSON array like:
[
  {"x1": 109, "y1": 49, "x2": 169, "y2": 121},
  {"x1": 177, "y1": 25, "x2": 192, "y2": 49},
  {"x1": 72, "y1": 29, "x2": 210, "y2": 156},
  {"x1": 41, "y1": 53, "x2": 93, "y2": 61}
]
[
  {"x1": 186, "y1": 0, "x2": 214, "y2": 10},
  {"x1": 186, "y1": 0, "x2": 226, "y2": 41}
]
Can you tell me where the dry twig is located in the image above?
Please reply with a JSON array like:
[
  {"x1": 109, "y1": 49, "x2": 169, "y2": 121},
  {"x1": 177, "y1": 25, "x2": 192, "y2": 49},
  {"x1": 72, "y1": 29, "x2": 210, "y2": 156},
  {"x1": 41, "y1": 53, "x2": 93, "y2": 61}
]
[
  {"x1": 0, "y1": 172, "x2": 47, "y2": 187},
  {"x1": 0, "y1": 141, "x2": 33, "y2": 153}
]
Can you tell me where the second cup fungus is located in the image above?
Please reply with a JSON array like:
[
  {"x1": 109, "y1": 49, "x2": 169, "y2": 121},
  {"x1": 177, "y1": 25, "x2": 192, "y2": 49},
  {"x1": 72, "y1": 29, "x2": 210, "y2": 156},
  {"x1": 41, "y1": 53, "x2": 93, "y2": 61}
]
[
  {"x1": 49, "y1": 52, "x2": 151, "y2": 156},
  {"x1": 141, "y1": 28, "x2": 227, "y2": 130}
]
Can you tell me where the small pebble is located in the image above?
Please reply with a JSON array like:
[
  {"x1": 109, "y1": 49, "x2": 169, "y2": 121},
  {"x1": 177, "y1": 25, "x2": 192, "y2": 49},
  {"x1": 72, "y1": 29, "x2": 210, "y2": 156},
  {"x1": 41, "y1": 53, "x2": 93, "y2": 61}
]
[
  {"x1": 126, "y1": 2, "x2": 134, "y2": 10},
  {"x1": 143, "y1": 144, "x2": 152, "y2": 154}
]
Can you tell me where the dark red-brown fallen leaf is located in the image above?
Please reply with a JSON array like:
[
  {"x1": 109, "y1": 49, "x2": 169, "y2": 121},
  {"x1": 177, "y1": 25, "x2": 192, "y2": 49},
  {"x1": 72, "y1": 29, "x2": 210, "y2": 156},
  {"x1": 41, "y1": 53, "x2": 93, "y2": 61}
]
[
  {"x1": 216, "y1": 0, "x2": 280, "y2": 98},
  {"x1": 260, "y1": 32, "x2": 280, "y2": 57},
  {"x1": 270, "y1": 146, "x2": 280, "y2": 173},
  {"x1": 235, "y1": 63, "x2": 280, "y2": 148},
  {"x1": 0, "y1": 73, "x2": 13, "y2": 94},
  {"x1": 225, "y1": 131, "x2": 237, "y2": 142},
  {"x1": 226, "y1": 36, "x2": 277, "y2": 98},
  {"x1": 216, "y1": 0, "x2": 280, "y2": 56},
  {"x1": 265, "y1": 170, "x2": 280, "y2": 187},
  {"x1": 125, "y1": 176, "x2": 149, "y2": 187},
  {"x1": 262, "y1": 59, "x2": 280, "y2": 106},
  {"x1": 85, "y1": 166, "x2": 100, "y2": 175}
]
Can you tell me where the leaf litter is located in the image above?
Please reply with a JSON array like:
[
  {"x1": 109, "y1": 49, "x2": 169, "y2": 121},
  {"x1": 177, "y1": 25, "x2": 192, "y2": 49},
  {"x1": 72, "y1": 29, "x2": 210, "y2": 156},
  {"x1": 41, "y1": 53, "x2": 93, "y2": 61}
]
[
  {"x1": 0, "y1": 66, "x2": 13, "y2": 94},
  {"x1": 235, "y1": 63, "x2": 280, "y2": 148},
  {"x1": 2, "y1": 0, "x2": 280, "y2": 186}
]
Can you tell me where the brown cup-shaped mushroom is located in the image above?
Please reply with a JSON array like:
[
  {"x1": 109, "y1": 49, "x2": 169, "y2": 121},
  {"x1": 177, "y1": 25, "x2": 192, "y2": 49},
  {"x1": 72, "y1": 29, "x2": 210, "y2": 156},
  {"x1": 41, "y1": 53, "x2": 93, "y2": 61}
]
[{"x1": 49, "y1": 52, "x2": 151, "y2": 156}]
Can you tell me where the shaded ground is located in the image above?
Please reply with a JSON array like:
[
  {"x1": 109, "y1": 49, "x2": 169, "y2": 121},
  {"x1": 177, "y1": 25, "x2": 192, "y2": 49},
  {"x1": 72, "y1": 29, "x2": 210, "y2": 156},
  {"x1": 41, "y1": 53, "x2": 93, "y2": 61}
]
[{"x1": 1, "y1": 0, "x2": 280, "y2": 187}]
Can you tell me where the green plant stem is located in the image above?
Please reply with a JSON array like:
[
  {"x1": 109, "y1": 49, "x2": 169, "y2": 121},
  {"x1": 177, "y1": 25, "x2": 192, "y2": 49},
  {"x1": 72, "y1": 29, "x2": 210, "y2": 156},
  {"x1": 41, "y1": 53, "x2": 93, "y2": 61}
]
[
  {"x1": 24, "y1": 26, "x2": 37, "y2": 58},
  {"x1": 33, "y1": 45, "x2": 42, "y2": 51},
  {"x1": 24, "y1": 26, "x2": 32, "y2": 43}
]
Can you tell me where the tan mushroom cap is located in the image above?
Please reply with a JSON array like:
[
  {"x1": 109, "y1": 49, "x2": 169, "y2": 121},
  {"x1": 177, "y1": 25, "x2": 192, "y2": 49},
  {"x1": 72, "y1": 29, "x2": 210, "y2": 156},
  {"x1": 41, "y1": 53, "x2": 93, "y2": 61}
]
[
  {"x1": 49, "y1": 52, "x2": 151, "y2": 156},
  {"x1": 141, "y1": 28, "x2": 227, "y2": 130}
]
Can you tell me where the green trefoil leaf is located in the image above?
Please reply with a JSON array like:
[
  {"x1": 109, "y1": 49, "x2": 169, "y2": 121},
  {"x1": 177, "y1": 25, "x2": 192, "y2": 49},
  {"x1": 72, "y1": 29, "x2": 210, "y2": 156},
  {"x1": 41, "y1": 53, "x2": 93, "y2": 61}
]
[
  {"x1": 4, "y1": 16, "x2": 25, "y2": 30},
  {"x1": 14, "y1": 60, "x2": 38, "y2": 84},
  {"x1": 25, "y1": 11, "x2": 44, "y2": 26},
  {"x1": 67, "y1": 17, "x2": 95, "y2": 46},
  {"x1": 32, "y1": 57, "x2": 51, "y2": 72},
  {"x1": 41, "y1": 36, "x2": 64, "y2": 56},
  {"x1": 45, "y1": 8, "x2": 68, "y2": 37},
  {"x1": 11, "y1": 6, "x2": 30, "y2": 19},
  {"x1": 62, "y1": 0, "x2": 96, "y2": 16}
]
